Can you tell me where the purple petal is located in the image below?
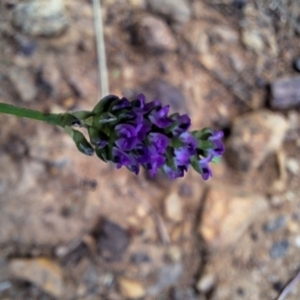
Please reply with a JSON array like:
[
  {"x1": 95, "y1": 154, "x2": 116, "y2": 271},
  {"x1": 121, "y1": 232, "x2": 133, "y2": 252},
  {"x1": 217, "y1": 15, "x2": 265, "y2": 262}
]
[
  {"x1": 198, "y1": 155, "x2": 213, "y2": 180},
  {"x1": 174, "y1": 147, "x2": 191, "y2": 166},
  {"x1": 148, "y1": 132, "x2": 169, "y2": 154},
  {"x1": 208, "y1": 140, "x2": 225, "y2": 157},
  {"x1": 112, "y1": 97, "x2": 131, "y2": 111},
  {"x1": 170, "y1": 114, "x2": 191, "y2": 136},
  {"x1": 132, "y1": 94, "x2": 160, "y2": 114},
  {"x1": 179, "y1": 132, "x2": 197, "y2": 155},
  {"x1": 144, "y1": 154, "x2": 165, "y2": 177},
  {"x1": 115, "y1": 137, "x2": 138, "y2": 151},
  {"x1": 136, "y1": 120, "x2": 151, "y2": 140},
  {"x1": 115, "y1": 124, "x2": 138, "y2": 151},
  {"x1": 112, "y1": 147, "x2": 132, "y2": 168},
  {"x1": 115, "y1": 124, "x2": 137, "y2": 138},
  {"x1": 127, "y1": 162, "x2": 140, "y2": 175},
  {"x1": 162, "y1": 165, "x2": 187, "y2": 179},
  {"x1": 148, "y1": 105, "x2": 173, "y2": 128},
  {"x1": 208, "y1": 130, "x2": 224, "y2": 141},
  {"x1": 133, "y1": 143, "x2": 152, "y2": 164}
]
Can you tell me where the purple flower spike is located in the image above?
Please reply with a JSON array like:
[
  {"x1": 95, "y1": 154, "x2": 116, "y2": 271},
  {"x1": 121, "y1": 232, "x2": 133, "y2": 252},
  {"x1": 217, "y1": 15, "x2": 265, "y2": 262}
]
[
  {"x1": 148, "y1": 132, "x2": 169, "y2": 154},
  {"x1": 148, "y1": 105, "x2": 173, "y2": 128},
  {"x1": 87, "y1": 93, "x2": 224, "y2": 180},
  {"x1": 112, "y1": 147, "x2": 132, "y2": 168},
  {"x1": 115, "y1": 124, "x2": 138, "y2": 151}
]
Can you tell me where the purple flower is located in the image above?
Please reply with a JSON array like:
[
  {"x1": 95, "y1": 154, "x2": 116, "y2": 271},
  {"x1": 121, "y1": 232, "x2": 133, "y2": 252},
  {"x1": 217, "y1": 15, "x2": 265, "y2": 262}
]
[
  {"x1": 162, "y1": 164, "x2": 187, "y2": 179},
  {"x1": 179, "y1": 132, "x2": 197, "y2": 155},
  {"x1": 112, "y1": 147, "x2": 132, "y2": 168},
  {"x1": 206, "y1": 130, "x2": 225, "y2": 157},
  {"x1": 207, "y1": 140, "x2": 225, "y2": 157},
  {"x1": 115, "y1": 124, "x2": 138, "y2": 151},
  {"x1": 148, "y1": 132, "x2": 169, "y2": 154},
  {"x1": 136, "y1": 120, "x2": 151, "y2": 141},
  {"x1": 208, "y1": 130, "x2": 224, "y2": 141},
  {"x1": 112, "y1": 97, "x2": 131, "y2": 111},
  {"x1": 133, "y1": 143, "x2": 152, "y2": 164},
  {"x1": 148, "y1": 105, "x2": 173, "y2": 128},
  {"x1": 144, "y1": 152, "x2": 166, "y2": 177},
  {"x1": 198, "y1": 155, "x2": 213, "y2": 180},
  {"x1": 174, "y1": 147, "x2": 191, "y2": 166},
  {"x1": 170, "y1": 114, "x2": 191, "y2": 136},
  {"x1": 126, "y1": 161, "x2": 140, "y2": 175}
]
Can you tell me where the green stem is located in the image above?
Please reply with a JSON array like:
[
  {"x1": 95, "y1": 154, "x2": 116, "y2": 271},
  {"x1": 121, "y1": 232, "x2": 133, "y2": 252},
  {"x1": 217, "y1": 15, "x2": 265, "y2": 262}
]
[{"x1": 0, "y1": 102, "x2": 78, "y2": 127}]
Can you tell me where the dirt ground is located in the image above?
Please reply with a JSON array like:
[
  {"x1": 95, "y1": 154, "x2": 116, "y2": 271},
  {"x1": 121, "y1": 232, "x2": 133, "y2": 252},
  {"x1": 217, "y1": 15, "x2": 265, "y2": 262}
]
[{"x1": 1, "y1": 0, "x2": 300, "y2": 299}]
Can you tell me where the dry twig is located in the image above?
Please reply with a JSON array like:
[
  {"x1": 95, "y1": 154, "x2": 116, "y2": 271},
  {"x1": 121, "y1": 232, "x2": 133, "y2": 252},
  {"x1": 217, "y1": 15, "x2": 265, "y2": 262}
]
[
  {"x1": 92, "y1": 0, "x2": 109, "y2": 98},
  {"x1": 276, "y1": 269, "x2": 300, "y2": 300}
]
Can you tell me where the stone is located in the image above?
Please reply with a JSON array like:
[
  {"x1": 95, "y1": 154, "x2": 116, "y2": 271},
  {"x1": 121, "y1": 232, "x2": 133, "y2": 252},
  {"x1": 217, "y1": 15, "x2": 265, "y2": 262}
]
[
  {"x1": 286, "y1": 158, "x2": 300, "y2": 175},
  {"x1": 226, "y1": 110, "x2": 288, "y2": 171},
  {"x1": 147, "y1": 0, "x2": 191, "y2": 24},
  {"x1": 196, "y1": 273, "x2": 215, "y2": 293},
  {"x1": 142, "y1": 79, "x2": 188, "y2": 113},
  {"x1": 8, "y1": 67, "x2": 37, "y2": 102},
  {"x1": 262, "y1": 216, "x2": 287, "y2": 233},
  {"x1": 9, "y1": 258, "x2": 64, "y2": 298},
  {"x1": 199, "y1": 187, "x2": 267, "y2": 248},
  {"x1": 95, "y1": 219, "x2": 130, "y2": 261},
  {"x1": 171, "y1": 288, "x2": 200, "y2": 300},
  {"x1": 12, "y1": 0, "x2": 68, "y2": 37},
  {"x1": 294, "y1": 56, "x2": 300, "y2": 72},
  {"x1": 183, "y1": 22, "x2": 210, "y2": 54},
  {"x1": 164, "y1": 192, "x2": 183, "y2": 223},
  {"x1": 242, "y1": 29, "x2": 264, "y2": 54},
  {"x1": 147, "y1": 263, "x2": 183, "y2": 296},
  {"x1": 37, "y1": 55, "x2": 62, "y2": 99},
  {"x1": 0, "y1": 281, "x2": 12, "y2": 292},
  {"x1": 269, "y1": 240, "x2": 289, "y2": 260},
  {"x1": 135, "y1": 15, "x2": 177, "y2": 53},
  {"x1": 118, "y1": 277, "x2": 146, "y2": 299},
  {"x1": 271, "y1": 76, "x2": 300, "y2": 109}
]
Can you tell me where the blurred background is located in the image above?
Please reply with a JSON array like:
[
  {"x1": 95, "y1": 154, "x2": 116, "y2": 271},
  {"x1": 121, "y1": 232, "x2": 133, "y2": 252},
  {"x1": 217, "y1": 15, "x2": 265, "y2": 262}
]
[{"x1": 0, "y1": 0, "x2": 300, "y2": 299}]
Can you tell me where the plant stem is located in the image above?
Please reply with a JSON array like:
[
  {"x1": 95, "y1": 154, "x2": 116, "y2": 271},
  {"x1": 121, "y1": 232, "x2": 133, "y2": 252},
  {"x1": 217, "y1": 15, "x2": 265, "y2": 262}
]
[{"x1": 0, "y1": 102, "x2": 64, "y2": 126}]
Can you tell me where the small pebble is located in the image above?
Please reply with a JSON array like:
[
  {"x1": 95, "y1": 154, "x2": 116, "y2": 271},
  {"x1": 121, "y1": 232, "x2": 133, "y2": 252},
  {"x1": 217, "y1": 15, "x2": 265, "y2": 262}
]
[
  {"x1": 286, "y1": 158, "x2": 300, "y2": 175},
  {"x1": 270, "y1": 240, "x2": 289, "y2": 259},
  {"x1": 263, "y1": 216, "x2": 286, "y2": 233},
  {"x1": 295, "y1": 236, "x2": 300, "y2": 248},
  {"x1": 196, "y1": 274, "x2": 215, "y2": 293},
  {"x1": 0, "y1": 281, "x2": 12, "y2": 292},
  {"x1": 130, "y1": 252, "x2": 151, "y2": 264},
  {"x1": 294, "y1": 56, "x2": 300, "y2": 72}
]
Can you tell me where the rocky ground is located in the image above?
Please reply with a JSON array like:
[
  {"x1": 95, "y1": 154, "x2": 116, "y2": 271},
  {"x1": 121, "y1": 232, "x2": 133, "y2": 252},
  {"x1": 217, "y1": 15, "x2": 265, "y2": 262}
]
[{"x1": 0, "y1": 0, "x2": 300, "y2": 299}]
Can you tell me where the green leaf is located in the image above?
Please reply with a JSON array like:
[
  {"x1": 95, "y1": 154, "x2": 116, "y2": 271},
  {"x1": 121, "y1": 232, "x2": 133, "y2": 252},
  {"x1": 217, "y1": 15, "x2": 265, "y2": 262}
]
[
  {"x1": 93, "y1": 112, "x2": 117, "y2": 128},
  {"x1": 92, "y1": 95, "x2": 119, "y2": 114},
  {"x1": 72, "y1": 129, "x2": 94, "y2": 156},
  {"x1": 70, "y1": 110, "x2": 93, "y2": 120},
  {"x1": 212, "y1": 156, "x2": 221, "y2": 164}
]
